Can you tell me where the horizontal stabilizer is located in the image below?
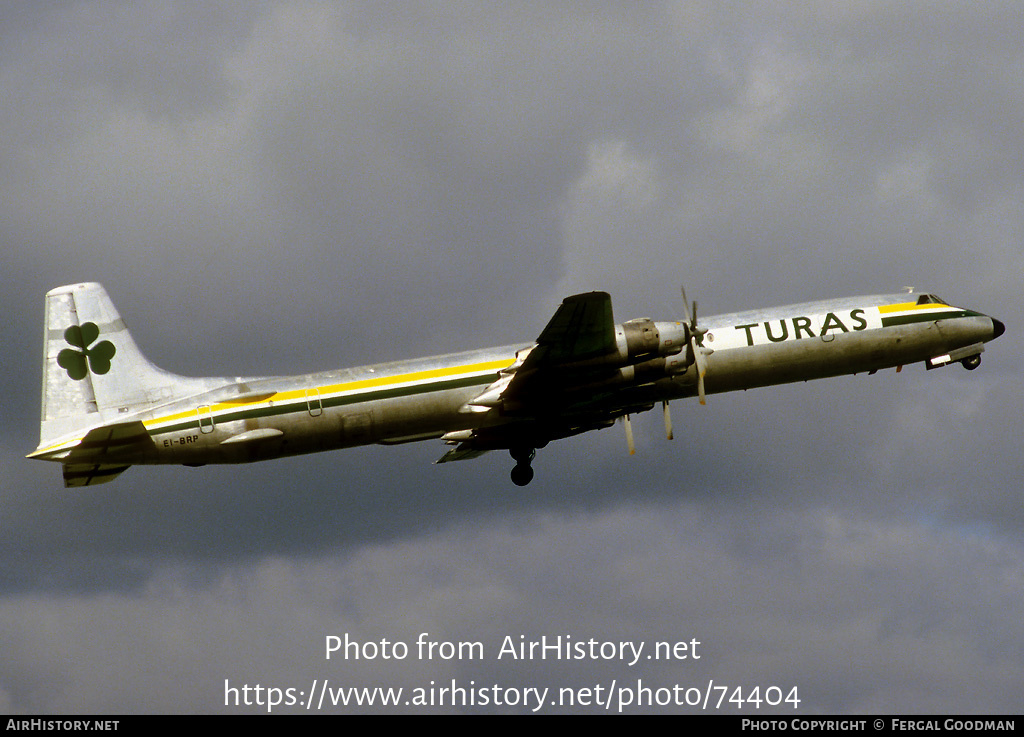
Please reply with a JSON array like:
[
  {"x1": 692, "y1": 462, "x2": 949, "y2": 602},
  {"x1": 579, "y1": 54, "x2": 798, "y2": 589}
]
[
  {"x1": 63, "y1": 463, "x2": 131, "y2": 487},
  {"x1": 72, "y1": 421, "x2": 153, "y2": 455},
  {"x1": 55, "y1": 421, "x2": 154, "y2": 487}
]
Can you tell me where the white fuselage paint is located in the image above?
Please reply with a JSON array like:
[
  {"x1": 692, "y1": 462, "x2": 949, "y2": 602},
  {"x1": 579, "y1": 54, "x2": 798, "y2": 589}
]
[{"x1": 37, "y1": 292, "x2": 1003, "y2": 468}]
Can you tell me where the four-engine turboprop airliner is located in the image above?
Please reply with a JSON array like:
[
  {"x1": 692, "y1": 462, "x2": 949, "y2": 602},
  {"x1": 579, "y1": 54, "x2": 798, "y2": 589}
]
[{"x1": 29, "y1": 282, "x2": 1003, "y2": 486}]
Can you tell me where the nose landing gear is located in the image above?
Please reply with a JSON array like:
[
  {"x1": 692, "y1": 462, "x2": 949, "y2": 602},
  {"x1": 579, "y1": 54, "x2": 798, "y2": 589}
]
[{"x1": 510, "y1": 447, "x2": 536, "y2": 486}]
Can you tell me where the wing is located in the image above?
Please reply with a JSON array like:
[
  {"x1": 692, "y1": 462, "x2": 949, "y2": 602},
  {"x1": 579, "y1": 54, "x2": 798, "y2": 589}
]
[
  {"x1": 526, "y1": 290, "x2": 616, "y2": 366},
  {"x1": 437, "y1": 292, "x2": 651, "y2": 462},
  {"x1": 454, "y1": 291, "x2": 616, "y2": 413}
]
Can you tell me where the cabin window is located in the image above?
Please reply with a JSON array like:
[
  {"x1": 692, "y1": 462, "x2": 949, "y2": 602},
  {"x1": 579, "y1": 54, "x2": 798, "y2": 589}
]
[{"x1": 916, "y1": 294, "x2": 944, "y2": 305}]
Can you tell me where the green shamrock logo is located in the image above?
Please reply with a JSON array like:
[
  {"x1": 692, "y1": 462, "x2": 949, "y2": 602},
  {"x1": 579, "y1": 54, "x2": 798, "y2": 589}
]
[{"x1": 57, "y1": 322, "x2": 116, "y2": 380}]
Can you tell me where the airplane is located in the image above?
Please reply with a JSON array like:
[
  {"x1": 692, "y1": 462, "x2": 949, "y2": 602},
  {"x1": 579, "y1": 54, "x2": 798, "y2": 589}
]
[{"x1": 29, "y1": 282, "x2": 1004, "y2": 487}]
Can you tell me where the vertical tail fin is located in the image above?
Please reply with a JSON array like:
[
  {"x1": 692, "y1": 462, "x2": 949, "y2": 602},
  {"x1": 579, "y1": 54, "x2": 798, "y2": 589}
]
[{"x1": 35, "y1": 282, "x2": 213, "y2": 453}]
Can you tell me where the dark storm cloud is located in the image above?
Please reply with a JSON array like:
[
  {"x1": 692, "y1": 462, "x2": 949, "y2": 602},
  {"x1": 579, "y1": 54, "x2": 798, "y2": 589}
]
[
  {"x1": 2, "y1": 507, "x2": 1021, "y2": 712},
  {"x1": 2, "y1": 1, "x2": 1023, "y2": 713}
]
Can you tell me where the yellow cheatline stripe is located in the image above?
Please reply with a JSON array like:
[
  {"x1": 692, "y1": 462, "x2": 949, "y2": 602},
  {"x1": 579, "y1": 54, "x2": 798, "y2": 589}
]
[
  {"x1": 33, "y1": 357, "x2": 515, "y2": 455},
  {"x1": 878, "y1": 302, "x2": 952, "y2": 314},
  {"x1": 137, "y1": 357, "x2": 515, "y2": 431},
  {"x1": 279, "y1": 358, "x2": 514, "y2": 404},
  {"x1": 26, "y1": 445, "x2": 62, "y2": 458}
]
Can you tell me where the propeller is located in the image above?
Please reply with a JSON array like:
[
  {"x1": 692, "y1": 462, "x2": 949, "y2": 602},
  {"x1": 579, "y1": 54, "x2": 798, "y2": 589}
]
[
  {"x1": 623, "y1": 414, "x2": 636, "y2": 455},
  {"x1": 680, "y1": 286, "x2": 711, "y2": 405},
  {"x1": 624, "y1": 286, "x2": 711, "y2": 456}
]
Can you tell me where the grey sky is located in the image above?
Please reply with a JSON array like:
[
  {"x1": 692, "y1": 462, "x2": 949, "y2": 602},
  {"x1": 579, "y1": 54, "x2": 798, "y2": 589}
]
[{"x1": 2, "y1": 2, "x2": 1022, "y2": 713}]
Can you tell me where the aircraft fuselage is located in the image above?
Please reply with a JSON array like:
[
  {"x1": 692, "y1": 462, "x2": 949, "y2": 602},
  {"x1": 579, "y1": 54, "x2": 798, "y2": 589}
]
[
  {"x1": 29, "y1": 286, "x2": 1004, "y2": 486},
  {"x1": 81, "y1": 296, "x2": 1003, "y2": 461}
]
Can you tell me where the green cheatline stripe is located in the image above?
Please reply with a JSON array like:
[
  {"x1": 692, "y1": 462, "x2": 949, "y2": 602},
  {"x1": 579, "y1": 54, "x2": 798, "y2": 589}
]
[
  {"x1": 149, "y1": 372, "x2": 495, "y2": 438},
  {"x1": 881, "y1": 309, "x2": 969, "y2": 327}
]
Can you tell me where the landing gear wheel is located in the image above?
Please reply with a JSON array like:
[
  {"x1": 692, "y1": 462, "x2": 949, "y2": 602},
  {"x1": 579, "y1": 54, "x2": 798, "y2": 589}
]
[
  {"x1": 509, "y1": 447, "x2": 537, "y2": 485},
  {"x1": 962, "y1": 354, "x2": 982, "y2": 370},
  {"x1": 511, "y1": 463, "x2": 534, "y2": 486}
]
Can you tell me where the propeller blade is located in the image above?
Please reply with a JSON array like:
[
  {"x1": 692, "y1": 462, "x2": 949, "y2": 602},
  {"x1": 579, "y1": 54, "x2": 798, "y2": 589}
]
[
  {"x1": 663, "y1": 400, "x2": 674, "y2": 440},
  {"x1": 623, "y1": 414, "x2": 636, "y2": 455},
  {"x1": 692, "y1": 335, "x2": 708, "y2": 405},
  {"x1": 680, "y1": 285, "x2": 701, "y2": 337},
  {"x1": 680, "y1": 285, "x2": 694, "y2": 328},
  {"x1": 683, "y1": 285, "x2": 708, "y2": 404}
]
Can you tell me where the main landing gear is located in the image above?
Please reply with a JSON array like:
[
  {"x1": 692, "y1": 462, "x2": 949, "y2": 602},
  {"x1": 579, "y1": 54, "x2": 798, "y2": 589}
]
[{"x1": 510, "y1": 447, "x2": 536, "y2": 486}]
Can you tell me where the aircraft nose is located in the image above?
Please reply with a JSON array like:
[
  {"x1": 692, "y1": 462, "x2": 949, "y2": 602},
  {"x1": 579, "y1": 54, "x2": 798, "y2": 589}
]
[{"x1": 991, "y1": 317, "x2": 1005, "y2": 340}]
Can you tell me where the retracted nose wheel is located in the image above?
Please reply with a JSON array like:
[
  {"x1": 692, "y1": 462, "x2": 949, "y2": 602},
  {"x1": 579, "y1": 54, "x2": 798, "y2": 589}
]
[{"x1": 962, "y1": 354, "x2": 982, "y2": 370}]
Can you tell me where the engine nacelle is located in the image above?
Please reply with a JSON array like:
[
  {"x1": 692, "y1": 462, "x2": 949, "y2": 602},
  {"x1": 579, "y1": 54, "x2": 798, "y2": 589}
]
[
  {"x1": 560, "y1": 349, "x2": 696, "y2": 396},
  {"x1": 615, "y1": 318, "x2": 687, "y2": 364},
  {"x1": 664, "y1": 350, "x2": 693, "y2": 375},
  {"x1": 617, "y1": 356, "x2": 669, "y2": 385},
  {"x1": 556, "y1": 319, "x2": 690, "y2": 391}
]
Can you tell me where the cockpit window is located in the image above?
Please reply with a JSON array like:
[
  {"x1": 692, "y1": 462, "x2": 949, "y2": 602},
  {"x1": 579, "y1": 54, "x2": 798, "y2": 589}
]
[{"x1": 916, "y1": 294, "x2": 944, "y2": 305}]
